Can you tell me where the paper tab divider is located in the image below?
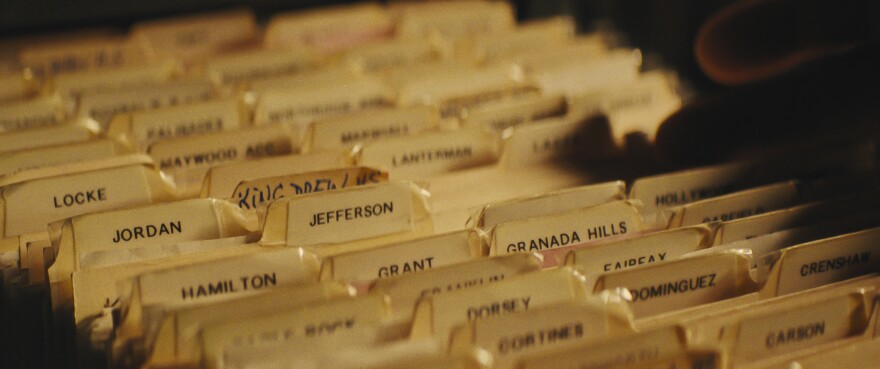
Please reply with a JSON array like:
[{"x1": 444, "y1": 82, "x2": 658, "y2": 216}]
[
  {"x1": 232, "y1": 166, "x2": 388, "y2": 213},
  {"x1": 138, "y1": 280, "x2": 353, "y2": 369},
  {"x1": 759, "y1": 227, "x2": 880, "y2": 298},
  {"x1": 318, "y1": 229, "x2": 482, "y2": 293}
]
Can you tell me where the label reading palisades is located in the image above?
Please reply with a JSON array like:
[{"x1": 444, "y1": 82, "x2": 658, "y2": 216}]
[{"x1": 286, "y1": 183, "x2": 414, "y2": 246}]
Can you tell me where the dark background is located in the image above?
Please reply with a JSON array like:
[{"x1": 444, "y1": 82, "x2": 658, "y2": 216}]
[{"x1": 0, "y1": 0, "x2": 736, "y2": 94}]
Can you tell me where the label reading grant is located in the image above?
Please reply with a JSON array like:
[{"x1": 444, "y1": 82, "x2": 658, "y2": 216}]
[{"x1": 288, "y1": 183, "x2": 414, "y2": 245}]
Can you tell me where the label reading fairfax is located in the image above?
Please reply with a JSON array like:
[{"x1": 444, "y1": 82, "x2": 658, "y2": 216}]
[
  {"x1": 286, "y1": 183, "x2": 414, "y2": 246},
  {"x1": 234, "y1": 168, "x2": 386, "y2": 210},
  {"x1": 492, "y1": 201, "x2": 641, "y2": 256},
  {"x1": 568, "y1": 228, "x2": 707, "y2": 274}
]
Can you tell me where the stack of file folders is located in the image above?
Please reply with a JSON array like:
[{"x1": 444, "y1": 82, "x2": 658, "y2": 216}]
[{"x1": 1, "y1": 2, "x2": 879, "y2": 369}]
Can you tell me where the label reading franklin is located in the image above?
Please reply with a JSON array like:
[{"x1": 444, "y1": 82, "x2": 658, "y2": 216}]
[{"x1": 286, "y1": 183, "x2": 414, "y2": 246}]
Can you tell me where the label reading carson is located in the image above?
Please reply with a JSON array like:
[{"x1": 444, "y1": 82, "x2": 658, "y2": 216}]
[
  {"x1": 733, "y1": 295, "x2": 857, "y2": 363},
  {"x1": 287, "y1": 183, "x2": 414, "y2": 246}
]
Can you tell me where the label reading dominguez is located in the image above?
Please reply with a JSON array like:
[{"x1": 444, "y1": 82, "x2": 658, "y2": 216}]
[{"x1": 286, "y1": 183, "x2": 414, "y2": 246}]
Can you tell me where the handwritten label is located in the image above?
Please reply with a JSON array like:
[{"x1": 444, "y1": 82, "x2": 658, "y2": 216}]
[{"x1": 233, "y1": 167, "x2": 387, "y2": 210}]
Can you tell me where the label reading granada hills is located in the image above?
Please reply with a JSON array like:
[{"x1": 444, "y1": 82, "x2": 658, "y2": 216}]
[
  {"x1": 491, "y1": 201, "x2": 641, "y2": 256},
  {"x1": 286, "y1": 183, "x2": 414, "y2": 246}
]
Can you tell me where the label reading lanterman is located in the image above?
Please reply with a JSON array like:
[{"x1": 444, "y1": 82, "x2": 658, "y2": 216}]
[{"x1": 287, "y1": 183, "x2": 414, "y2": 246}]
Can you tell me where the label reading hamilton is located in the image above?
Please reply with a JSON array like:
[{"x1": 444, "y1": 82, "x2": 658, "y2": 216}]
[
  {"x1": 112, "y1": 220, "x2": 182, "y2": 243},
  {"x1": 506, "y1": 222, "x2": 627, "y2": 254},
  {"x1": 53, "y1": 187, "x2": 108, "y2": 208},
  {"x1": 629, "y1": 273, "x2": 717, "y2": 302},
  {"x1": 180, "y1": 272, "x2": 278, "y2": 301}
]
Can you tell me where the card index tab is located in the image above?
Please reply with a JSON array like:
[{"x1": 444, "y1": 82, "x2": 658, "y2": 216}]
[
  {"x1": 19, "y1": 37, "x2": 149, "y2": 77},
  {"x1": 410, "y1": 268, "x2": 589, "y2": 347},
  {"x1": 594, "y1": 252, "x2": 755, "y2": 318},
  {"x1": 131, "y1": 9, "x2": 257, "y2": 62},
  {"x1": 629, "y1": 161, "x2": 752, "y2": 216},
  {"x1": 322, "y1": 230, "x2": 478, "y2": 285},
  {"x1": 0, "y1": 157, "x2": 167, "y2": 238},
  {"x1": 134, "y1": 247, "x2": 319, "y2": 309},
  {"x1": 461, "y1": 94, "x2": 567, "y2": 133},
  {"x1": 200, "y1": 152, "x2": 346, "y2": 199},
  {"x1": 450, "y1": 301, "x2": 632, "y2": 369},
  {"x1": 149, "y1": 124, "x2": 295, "y2": 172},
  {"x1": 264, "y1": 3, "x2": 392, "y2": 52},
  {"x1": 0, "y1": 139, "x2": 125, "y2": 178},
  {"x1": 142, "y1": 282, "x2": 352, "y2": 369},
  {"x1": 108, "y1": 97, "x2": 246, "y2": 149},
  {"x1": 394, "y1": 1, "x2": 515, "y2": 40},
  {"x1": 764, "y1": 227, "x2": 880, "y2": 297},
  {"x1": 50, "y1": 198, "x2": 258, "y2": 284},
  {"x1": 370, "y1": 253, "x2": 541, "y2": 320},
  {"x1": 355, "y1": 130, "x2": 498, "y2": 180},
  {"x1": 260, "y1": 181, "x2": 418, "y2": 247},
  {"x1": 254, "y1": 76, "x2": 395, "y2": 139},
  {"x1": 0, "y1": 117, "x2": 100, "y2": 154},
  {"x1": 199, "y1": 293, "x2": 390, "y2": 368},
  {"x1": 0, "y1": 94, "x2": 65, "y2": 133},
  {"x1": 489, "y1": 200, "x2": 644, "y2": 256},
  {"x1": 566, "y1": 225, "x2": 712, "y2": 275},
  {"x1": 201, "y1": 48, "x2": 321, "y2": 86},
  {"x1": 308, "y1": 106, "x2": 439, "y2": 151},
  {"x1": 462, "y1": 17, "x2": 575, "y2": 62},
  {"x1": 670, "y1": 181, "x2": 800, "y2": 228},
  {"x1": 473, "y1": 181, "x2": 625, "y2": 230},
  {"x1": 77, "y1": 80, "x2": 216, "y2": 127},
  {"x1": 516, "y1": 325, "x2": 686, "y2": 369},
  {"x1": 51, "y1": 59, "x2": 180, "y2": 99},
  {"x1": 232, "y1": 167, "x2": 387, "y2": 211},
  {"x1": 499, "y1": 116, "x2": 615, "y2": 168},
  {"x1": 530, "y1": 50, "x2": 641, "y2": 96},
  {"x1": 343, "y1": 37, "x2": 446, "y2": 73},
  {"x1": 729, "y1": 292, "x2": 868, "y2": 366}
]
